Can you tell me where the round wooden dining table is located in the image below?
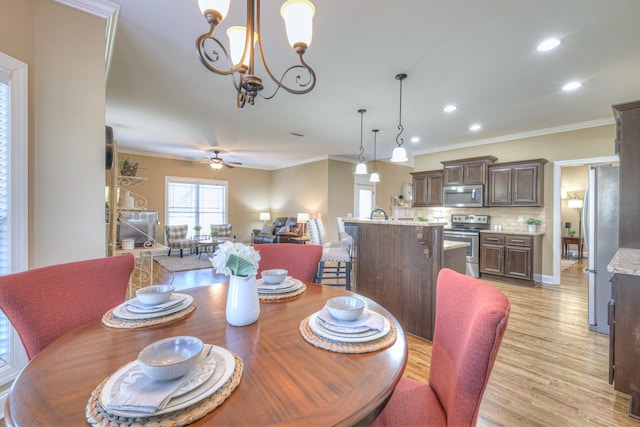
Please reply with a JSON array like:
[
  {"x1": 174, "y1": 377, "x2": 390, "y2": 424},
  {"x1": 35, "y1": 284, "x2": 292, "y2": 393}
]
[{"x1": 6, "y1": 283, "x2": 407, "y2": 426}]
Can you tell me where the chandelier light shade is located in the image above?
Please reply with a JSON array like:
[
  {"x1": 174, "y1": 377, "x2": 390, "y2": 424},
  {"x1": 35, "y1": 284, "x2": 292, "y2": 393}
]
[
  {"x1": 355, "y1": 109, "x2": 368, "y2": 175},
  {"x1": 210, "y1": 161, "x2": 224, "y2": 169},
  {"x1": 196, "y1": 0, "x2": 316, "y2": 108},
  {"x1": 390, "y1": 73, "x2": 409, "y2": 163},
  {"x1": 370, "y1": 129, "x2": 380, "y2": 183}
]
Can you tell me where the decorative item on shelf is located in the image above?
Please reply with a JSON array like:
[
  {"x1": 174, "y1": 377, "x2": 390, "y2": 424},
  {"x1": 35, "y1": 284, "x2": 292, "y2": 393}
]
[
  {"x1": 118, "y1": 189, "x2": 134, "y2": 209},
  {"x1": 526, "y1": 218, "x2": 542, "y2": 233},
  {"x1": 211, "y1": 241, "x2": 261, "y2": 326},
  {"x1": 390, "y1": 73, "x2": 409, "y2": 163},
  {"x1": 196, "y1": 0, "x2": 316, "y2": 108},
  {"x1": 355, "y1": 109, "x2": 368, "y2": 175},
  {"x1": 259, "y1": 212, "x2": 271, "y2": 225},
  {"x1": 370, "y1": 129, "x2": 380, "y2": 183},
  {"x1": 119, "y1": 157, "x2": 138, "y2": 177}
]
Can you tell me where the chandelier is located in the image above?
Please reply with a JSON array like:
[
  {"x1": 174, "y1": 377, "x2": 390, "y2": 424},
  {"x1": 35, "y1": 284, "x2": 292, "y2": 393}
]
[
  {"x1": 370, "y1": 129, "x2": 380, "y2": 183},
  {"x1": 390, "y1": 73, "x2": 409, "y2": 162},
  {"x1": 196, "y1": 0, "x2": 317, "y2": 108},
  {"x1": 355, "y1": 109, "x2": 368, "y2": 175}
]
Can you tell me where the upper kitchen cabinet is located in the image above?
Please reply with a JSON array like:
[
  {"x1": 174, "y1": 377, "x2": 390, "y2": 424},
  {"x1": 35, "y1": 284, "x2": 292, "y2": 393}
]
[
  {"x1": 411, "y1": 170, "x2": 444, "y2": 207},
  {"x1": 613, "y1": 100, "x2": 640, "y2": 249},
  {"x1": 441, "y1": 156, "x2": 497, "y2": 186},
  {"x1": 487, "y1": 159, "x2": 547, "y2": 207}
]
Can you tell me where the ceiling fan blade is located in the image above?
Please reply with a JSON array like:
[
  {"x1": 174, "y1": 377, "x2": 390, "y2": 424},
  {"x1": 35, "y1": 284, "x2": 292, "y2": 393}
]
[{"x1": 224, "y1": 162, "x2": 235, "y2": 169}]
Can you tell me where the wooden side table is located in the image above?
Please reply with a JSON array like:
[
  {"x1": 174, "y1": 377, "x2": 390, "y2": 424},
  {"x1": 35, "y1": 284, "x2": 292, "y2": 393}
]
[{"x1": 562, "y1": 236, "x2": 584, "y2": 259}]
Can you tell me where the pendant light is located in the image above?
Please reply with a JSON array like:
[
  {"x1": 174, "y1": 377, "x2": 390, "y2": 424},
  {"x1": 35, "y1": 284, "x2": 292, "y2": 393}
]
[
  {"x1": 370, "y1": 129, "x2": 380, "y2": 183},
  {"x1": 390, "y1": 73, "x2": 409, "y2": 163},
  {"x1": 355, "y1": 109, "x2": 368, "y2": 175}
]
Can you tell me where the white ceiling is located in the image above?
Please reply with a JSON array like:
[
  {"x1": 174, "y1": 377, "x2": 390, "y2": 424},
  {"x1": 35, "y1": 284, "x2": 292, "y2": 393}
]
[{"x1": 105, "y1": 0, "x2": 640, "y2": 170}]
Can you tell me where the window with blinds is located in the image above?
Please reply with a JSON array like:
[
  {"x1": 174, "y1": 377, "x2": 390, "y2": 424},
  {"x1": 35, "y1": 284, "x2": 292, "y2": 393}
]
[{"x1": 166, "y1": 178, "x2": 228, "y2": 231}]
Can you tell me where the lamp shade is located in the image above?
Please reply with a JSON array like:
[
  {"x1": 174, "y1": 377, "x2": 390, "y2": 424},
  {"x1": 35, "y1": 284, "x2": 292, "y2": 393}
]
[
  {"x1": 227, "y1": 26, "x2": 257, "y2": 67},
  {"x1": 210, "y1": 162, "x2": 224, "y2": 169},
  {"x1": 198, "y1": 0, "x2": 231, "y2": 20},
  {"x1": 355, "y1": 161, "x2": 368, "y2": 175},
  {"x1": 390, "y1": 146, "x2": 408, "y2": 163},
  {"x1": 259, "y1": 212, "x2": 271, "y2": 221},
  {"x1": 568, "y1": 198, "x2": 583, "y2": 209},
  {"x1": 297, "y1": 212, "x2": 310, "y2": 223},
  {"x1": 369, "y1": 172, "x2": 380, "y2": 183},
  {"x1": 280, "y1": 0, "x2": 315, "y2": 48}
]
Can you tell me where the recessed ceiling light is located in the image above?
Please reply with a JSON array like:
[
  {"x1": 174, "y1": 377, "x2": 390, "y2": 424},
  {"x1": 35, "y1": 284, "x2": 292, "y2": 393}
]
[
  {"x1": 410, "y1": 137, "x2": 420, "y2": 143},
  {"x1": 537, "y1": 38, "x2": 562, "y2": 52},
  {"x1": 562, "y1": 81, "x2": 582, "y2": 91},
  {"x1": 470, "y1": 124, "x2": 482, "y2": 131},
  {"x1": 444, "y1": 104, "x2": 457, "y2": 113}
]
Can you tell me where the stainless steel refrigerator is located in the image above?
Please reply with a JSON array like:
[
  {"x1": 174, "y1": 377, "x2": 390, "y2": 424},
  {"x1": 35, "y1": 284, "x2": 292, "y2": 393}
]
[{"x1": 583, "y1": 165, "x2": 619, "y2": 334}]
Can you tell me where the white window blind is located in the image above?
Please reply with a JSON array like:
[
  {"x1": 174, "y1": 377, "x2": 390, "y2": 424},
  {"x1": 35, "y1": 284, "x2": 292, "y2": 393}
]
[{"x1": 166, "y1": 178, "x2": 228, "y2": 232}]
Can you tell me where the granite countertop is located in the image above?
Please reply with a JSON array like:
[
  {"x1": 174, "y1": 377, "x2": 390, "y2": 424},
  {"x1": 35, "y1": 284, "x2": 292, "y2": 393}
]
[
  {"x1": 607, "y1": 248, "x2": 640, "y2": 276},
  {"x1": 343, "y1": 218, "x2": 444, "y2": 227},
  {"x1": 479, "y1": 229, "x2": 546, "y2": 236},
  {"x1": 443, "y1": 240, "x2": 470, "y2": 250}
]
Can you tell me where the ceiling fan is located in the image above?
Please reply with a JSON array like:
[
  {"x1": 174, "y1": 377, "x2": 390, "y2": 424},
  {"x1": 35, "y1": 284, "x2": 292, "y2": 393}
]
[{"x1": 205, "y1": 151, "x2": 243, "y2": 169}]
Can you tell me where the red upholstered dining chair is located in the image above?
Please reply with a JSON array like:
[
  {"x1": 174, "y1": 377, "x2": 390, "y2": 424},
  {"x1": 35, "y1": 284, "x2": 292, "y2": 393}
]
[
  {"x1": 372, "y1": 268, "x2": 510, "y2": 426},
  {"x1": 0, "y1": 255, "x2": 134, "y2": 360},
  {"x1": 253, "y1": 243, "x2": 322, "y2": 283}
]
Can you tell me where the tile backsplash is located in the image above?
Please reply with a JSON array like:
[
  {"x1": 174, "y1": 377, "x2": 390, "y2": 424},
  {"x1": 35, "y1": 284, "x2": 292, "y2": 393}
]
[{"x1": 412, "y1": 206, "x2": 546, "y2": 233}]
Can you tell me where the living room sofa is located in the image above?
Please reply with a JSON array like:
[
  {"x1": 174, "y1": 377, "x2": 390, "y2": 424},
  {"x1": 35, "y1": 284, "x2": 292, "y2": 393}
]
[{"x1": 252, "y1": 217, "x2": 304, "y2": 244}]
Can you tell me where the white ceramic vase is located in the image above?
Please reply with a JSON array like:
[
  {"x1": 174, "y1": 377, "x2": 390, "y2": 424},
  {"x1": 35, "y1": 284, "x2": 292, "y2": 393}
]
[
  {"x1": 226, "y1": 274, "x2": 260, "y2": 326},
  {"x1": 119, "y1": 190, "x2": 134, "y2": 209},
  {"x1": 528, "y1": 224, "x2": 537, "y2": 233}
]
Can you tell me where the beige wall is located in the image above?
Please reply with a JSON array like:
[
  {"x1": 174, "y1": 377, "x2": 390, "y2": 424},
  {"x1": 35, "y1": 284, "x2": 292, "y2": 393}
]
[
  {"x1": 372, "y1": 161, "x2": 414, "y2": 214},
  {"x1": 1, "y1": 0, "x2": 107, "y2": 267},
  {"x1": 117, "y1": 152, "x2": 272, "y2": 244},
  {"x1": 412, "y1": 124, "x2": 617, "y2": 278}
]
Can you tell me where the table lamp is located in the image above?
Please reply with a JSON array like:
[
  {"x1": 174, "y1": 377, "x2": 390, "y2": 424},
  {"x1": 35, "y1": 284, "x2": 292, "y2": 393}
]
[
  {"x1": 297, "y1": 213, "x2": 310, "y2": 239},
  {"x1": 260, "y1": 212, "x2": 271, "y2": 225}
]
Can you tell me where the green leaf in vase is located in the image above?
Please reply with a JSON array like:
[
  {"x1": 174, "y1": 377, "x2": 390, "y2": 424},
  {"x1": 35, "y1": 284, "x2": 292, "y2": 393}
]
[{"x1": 225, "y1": 254, "x2": 255, "y2": 277}]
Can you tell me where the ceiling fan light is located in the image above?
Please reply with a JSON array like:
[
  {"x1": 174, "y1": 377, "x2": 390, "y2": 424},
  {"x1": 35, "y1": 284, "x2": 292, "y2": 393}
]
[
  {"x1": 390, "y1": 146, "x2": 408, "y2": 163},
  {"x1": 355, "y1": 162, "x2": 368, "y2": 175},
  {"x1": 210, "y1": 162, "x2": 224, "y2": 170},
  {"x1": 198, "y1": 0, "x2": 230, "y2": 21},
  {"x1": 281, "y1": 0, "x2": 315, "y2": 49},
  {"x1": 369, "y1": 172, "x2": 380, "y2": 183}
]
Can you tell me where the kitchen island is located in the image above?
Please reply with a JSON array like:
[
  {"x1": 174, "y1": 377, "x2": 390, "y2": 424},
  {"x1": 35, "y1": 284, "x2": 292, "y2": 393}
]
[{"x1": 344, "y1": 219, "x2": 446, "y2": 341}]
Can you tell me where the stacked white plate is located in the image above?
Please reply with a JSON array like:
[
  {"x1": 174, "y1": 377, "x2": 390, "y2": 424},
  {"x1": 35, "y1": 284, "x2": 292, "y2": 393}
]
[
  {"x1": 113, "y1": 293, "x2": 194, "y2": 320},
  {"x1": 100, "y1": 344, "x2": 235, "y2": 417},
  {"x1": 309, "y1": 307, "x2": 391, "y2": 343},
  {"x1": 257, "y1": 277, "x2": 303, "y2": 294}
]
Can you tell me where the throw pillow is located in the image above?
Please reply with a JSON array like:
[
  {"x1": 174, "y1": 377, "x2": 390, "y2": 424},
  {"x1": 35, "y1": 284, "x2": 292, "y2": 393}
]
[
  {"x1": 276, "y1": 226, "x2": 290, "y2": 235},
  {"x1": 260, "y1": 224, "x2": 276, "y2": 235}
]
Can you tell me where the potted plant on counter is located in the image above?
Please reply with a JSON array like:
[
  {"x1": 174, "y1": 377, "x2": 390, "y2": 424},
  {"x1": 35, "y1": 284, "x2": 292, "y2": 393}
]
[{"x1": 526, "y1": 218, "x2": 542, "y2": 233}]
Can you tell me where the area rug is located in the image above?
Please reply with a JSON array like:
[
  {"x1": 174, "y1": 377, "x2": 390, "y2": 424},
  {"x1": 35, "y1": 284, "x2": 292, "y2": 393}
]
[
  {"x1": 561, "y1": 259, "x2": 577, "y2": 272},
  {"x1": 154, "y1": 255, "x2": 213, "y2": 272}
]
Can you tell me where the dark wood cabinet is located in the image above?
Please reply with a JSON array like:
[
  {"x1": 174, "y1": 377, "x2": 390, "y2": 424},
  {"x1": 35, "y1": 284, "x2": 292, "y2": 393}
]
[
  {"x1": 487, "y1": 159, "x2": 547, "y2": 207},
  {"x1": 613, "y1": 101, "x2": 640, "y2": 249},
  {"x1": 411, "y1": 170, "x2": 443, "y2": 207},
  {"x1": 441, "y1": 156, "x2": 496, "y2": 186},
  {"x1": 610, "y1": 272, "x2": 640, "y2": 418},
  {"x1": 480, "y1": 232, "x2": 540, "y2": 286}
]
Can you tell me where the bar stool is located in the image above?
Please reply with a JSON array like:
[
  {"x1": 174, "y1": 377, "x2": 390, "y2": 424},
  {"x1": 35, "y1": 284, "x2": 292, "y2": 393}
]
[{"x1": 307, "y1": 218, "x2": 352, "y2": 290}]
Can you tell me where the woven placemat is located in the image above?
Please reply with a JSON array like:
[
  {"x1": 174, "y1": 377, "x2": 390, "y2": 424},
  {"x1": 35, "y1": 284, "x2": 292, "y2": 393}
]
[
  {"x1": 259, "y1": 282, "x2": 306, "y2": 303},
  {"x1": 101, "y1": 300, "x2": 197, "y2": 329},
  {"x1": 86, "y1": 353, "x2": 243, "y2": 427},
  {"x1": 299, "y1": 316, "x2": 397, "y2": 354}
]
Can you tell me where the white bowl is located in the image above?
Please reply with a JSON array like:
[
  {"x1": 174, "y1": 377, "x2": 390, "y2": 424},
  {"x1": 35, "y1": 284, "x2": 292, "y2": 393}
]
[
  {"x1": 326, "y1": 296, "x2": 365, "y2": 321},
  {"x1": 138, "y1": 336, "x2": 204, "y2": 381},
  {"x1": 136, "y1": 285, "x2": 174, "y2": 305},
  {"x1": 261, "y1": 269, "x2": 288, "y2": 284}
]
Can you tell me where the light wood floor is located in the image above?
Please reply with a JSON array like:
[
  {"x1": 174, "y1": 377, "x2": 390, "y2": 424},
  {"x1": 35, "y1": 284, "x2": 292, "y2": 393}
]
[{"x1": 150, "y1": 259, "x2": 638, "y2": 426}]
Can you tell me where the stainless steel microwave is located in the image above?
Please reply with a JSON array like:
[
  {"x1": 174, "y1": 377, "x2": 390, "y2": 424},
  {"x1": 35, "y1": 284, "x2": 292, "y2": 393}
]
[{"x1": 443, "y1": 184, "x2": 484, "y2": 208}]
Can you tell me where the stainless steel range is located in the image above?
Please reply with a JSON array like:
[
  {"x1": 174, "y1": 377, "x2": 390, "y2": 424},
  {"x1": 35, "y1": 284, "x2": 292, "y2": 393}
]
[{"x1": 443, "y1": 214, "x2": 491, "y2": 278}]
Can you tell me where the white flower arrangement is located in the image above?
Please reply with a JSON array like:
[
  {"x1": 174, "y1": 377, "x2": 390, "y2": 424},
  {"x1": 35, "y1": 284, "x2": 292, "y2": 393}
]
[{"x1": 211, "y1": 241, "x2": 261, "y2": 277}]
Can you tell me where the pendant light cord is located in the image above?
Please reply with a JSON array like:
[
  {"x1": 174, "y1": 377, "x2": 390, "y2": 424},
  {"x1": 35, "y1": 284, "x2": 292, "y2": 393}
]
[
  {"x1": 372, "y1": 129, "x2": 379, "y2": 172},
  {"x1": 358, "y1": 109, "x2": 366, "y2": 162},
  {"x1": 395, "y1": 73, "x2": 407, "y2": 147}
]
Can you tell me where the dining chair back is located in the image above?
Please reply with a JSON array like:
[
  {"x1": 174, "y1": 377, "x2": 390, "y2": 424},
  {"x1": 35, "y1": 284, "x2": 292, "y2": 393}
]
[
  {"x1": 0, "y1": 255, "x2": 134, "y2": 360},
  {"x1": 372, "y1": 268, "x2": 510, "y2": 426},
  {"x1": 306, "y1": 218, "x2": 352, "y2": 289},
  {"x1": 254, "y1": 243, "x2": 322, "y2": 283}
]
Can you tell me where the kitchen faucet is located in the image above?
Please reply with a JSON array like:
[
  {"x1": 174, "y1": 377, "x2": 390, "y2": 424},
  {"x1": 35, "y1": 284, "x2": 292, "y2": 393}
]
[{"x1": 370, "y1": 208, "x2": 388, "y2": 220}]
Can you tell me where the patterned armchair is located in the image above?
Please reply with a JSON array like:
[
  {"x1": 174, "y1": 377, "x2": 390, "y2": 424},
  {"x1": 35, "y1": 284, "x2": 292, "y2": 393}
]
[
  {"x1": 210, "y1": 224, "x2": 234, "y2": 241},
  {"x1": 164, "y1": 224, "x2": 197, "y2": 257}
]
